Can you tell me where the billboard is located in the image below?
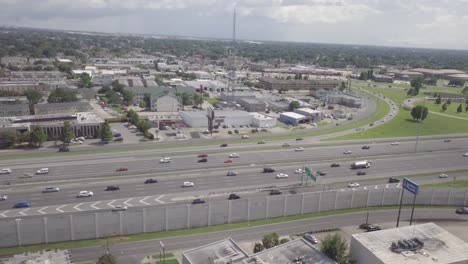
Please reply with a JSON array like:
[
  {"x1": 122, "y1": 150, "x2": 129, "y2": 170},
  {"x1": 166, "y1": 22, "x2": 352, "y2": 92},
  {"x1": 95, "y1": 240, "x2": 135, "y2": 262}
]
[{"x1": 402, "y1": 178, "x2": 419, "y2": 195}]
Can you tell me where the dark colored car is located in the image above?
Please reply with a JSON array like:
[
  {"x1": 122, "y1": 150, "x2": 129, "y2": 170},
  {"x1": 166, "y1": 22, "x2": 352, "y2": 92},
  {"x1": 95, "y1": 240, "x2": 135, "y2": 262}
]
[
  {"x1": 357, "y1": 171, "x2": 367, "y2": 176},
  {"x1": 192, "y1": 198, "x2": 206, "y2": 204},
  {"x1": 362, "y1": 145, "x2": 370, "y2": 150},
  {"x1": 317, "y1": 171, "x2": 326, "y2": 176},
  {"x1": 13, "y1": 202, "x2": 31, "y2": 208},
  {"x1": 198, "y1": 158, "x2": 208, "y2": 163},
  {"x1": 105, "y1": 185, "x2": 120, "y2": 191},
  {"x1": 456, "y1": 207, "x2": 468, "y2": 214},
  {"x1": 144, "y1": 179, "x2": 158, "y2": 184},
  {"x1": 366, "y1": 224, "x2": 382, "y2": 232},
  {"x1": 263, "y1": 167, "x2": 275, "y2": 173},
  {"x1": 269, "y1": 189, "x2": 282, "y2": 195},
  {"x1": 220, "y1": 143, "x2": 228, "y2": 147},
  {"x1": 388, "y1": 177, "x2": 400, "y2": 183},
  {"x1": 58, "y1": 146, "x2": 70, "y2": 152},
  {"x1": 444, "y1": 139, "x2": 451, "y2": 142},
  {"x1": 369, "y1": 123, "x2": 374, "y2": 126},
  {"x1": 330, "y1": 163, "x2": 340, "y2": 167},
  {"x1": 303, "y1": 233, "x2": 319, "y2": 244},
  {"x1": 296, "y1": 138, "x2": 303, "y2": 141},
  {"x1": 228, "y1": 194, "x2": 240, "y2": 200},
  {"x1": 116, "y1": 167, "x2": 128, "y2": 172}
]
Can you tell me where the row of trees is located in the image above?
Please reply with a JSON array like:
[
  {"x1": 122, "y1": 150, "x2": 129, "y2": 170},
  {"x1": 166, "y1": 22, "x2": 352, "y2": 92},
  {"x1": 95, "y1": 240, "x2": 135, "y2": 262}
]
[
  {"x1": 3, "y1": 127, "x2": 47, "y2": 148},
  {"x1": 127, "y1": 110, "x2": 153, "y2": 139},
  {"x1": 98, "y1": 82, "x2": 135, "y2": 106}
]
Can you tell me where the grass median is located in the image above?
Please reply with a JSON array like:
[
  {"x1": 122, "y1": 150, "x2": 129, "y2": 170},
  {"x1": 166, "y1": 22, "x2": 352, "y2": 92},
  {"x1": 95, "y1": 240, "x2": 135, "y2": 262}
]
[
  {"x1": 0, "y1": 205, "x2": 456, "y2": 256},
  {"x1": 424, "y1": 180, "x2": 468, "y2": 188}
]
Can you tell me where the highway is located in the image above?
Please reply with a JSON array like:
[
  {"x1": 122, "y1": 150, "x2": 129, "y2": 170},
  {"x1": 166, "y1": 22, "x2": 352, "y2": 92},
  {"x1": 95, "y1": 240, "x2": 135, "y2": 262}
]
[{"x1": 68, "y1": 208, "x2": 467, "y2": 263}]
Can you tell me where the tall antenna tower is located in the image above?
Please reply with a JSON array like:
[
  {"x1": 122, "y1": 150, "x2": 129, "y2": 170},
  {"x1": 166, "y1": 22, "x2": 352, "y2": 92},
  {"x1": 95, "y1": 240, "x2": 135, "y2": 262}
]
[
  {"x1": 232, "y1": 9, "x2": 236, "y2": 44},
  {"x1": 228, "y1": 9, "x2": 237, "y2": 98}
]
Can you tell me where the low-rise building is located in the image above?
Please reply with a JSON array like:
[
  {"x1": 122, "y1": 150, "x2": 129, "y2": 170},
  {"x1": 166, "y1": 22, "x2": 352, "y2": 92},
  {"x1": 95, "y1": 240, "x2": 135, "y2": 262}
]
[
  {"x1": 0, "y1": 81, "x2": 67, "y2": 93},
  {"x1": 180, "y1": 110, "x2": 254, "y2": 128},
  {"x1": 34, "y1": 102, "x2": 92, "y2": 115},
  {"x1": 373, "y1": 74, "x2": 394, "y2": 83},
  {"x1": 249, "y1": 113, "x2": 276, "y2": 128},
  {"x1": 0, "y1": 104, "x2": 30, "y2": 117},
  {"x1": 258, "y1": 76, "x2": 341, "y2": 91},
  {"x1": 327, "y1": 93, "x2": 362, "y2": 108},
  {"x1": 126, "y1": 86, "x2": 183, "y2": 112},
  {"x1": 295, "y1": 107, "x2": 322, "y2": 121},
  {"x1": 279, "y1": 112, "x2": 308, "y2": 125},
  {"x1": 237, "y1": 98, "x2": 266, "y2": 112}
]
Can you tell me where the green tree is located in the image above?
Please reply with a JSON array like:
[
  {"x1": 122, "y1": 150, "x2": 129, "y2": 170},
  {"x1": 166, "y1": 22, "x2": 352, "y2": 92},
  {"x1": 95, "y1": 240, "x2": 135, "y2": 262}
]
[
  {"x1": 127, "y1": 109, "x2": 140, "y2": 125},
  {"x1": 457, "y1": 104, "x2": 463, "y2": 113},
  {"x1": 339, "y1": 81, "x2": 347, "y2": 91},
  {"x1": 435, "y1": 94, "x2": 442, "y2": 104},
  {"x1": 61, "y1": 121, "x2": 75, "y2": 144},
  {"x1": 139, "y1": 101, "x2": 146, "y2": 109},
  {"x1": 321, "y1": 233, "x2": 350, "y2": 264},
  {"x1": 78, "y1": 72, "x2": 92, "y2": 88},
  {"x1": 98, "y1": 85, "x2": 111, "y2": 94},
  {"x1": 447, "y1": 98, "x2": 452, "y2": 105},
  {"x1": 48, "y1": 88, "x2": 78, "y2": 103},
  {"x1": 280, "y1": 238, "x2": 290, "y2": 244},
  {"x1": 111, "y1": 80, "x2": 125, "y2": 93},
  {"x1": 177, "y1": 92, "x2": 192, "y2": 106},
  {"x1": 101, "y1": 121, "x2": 113, "y2": 142},
  {"x1": 193, "y1": 93, "x2": 203, "y2": 105},
  {"x1": 96, "y1": 253, "x2": 117, "y2": 264},
  {"x1": 137, "y1": 119, "x2": 152, "y2": 133},
  {"x1": 122, "y1": 90, "x2": 134, "y2": 105},
  {"x1": 3, "y1": 130, "x2": 19, "y2": 148},
  {"x1": 410, "y1": 77, "x2": 424, "y2": 94},
  {"x1": 30, "y1": 126, "x2": 47, "y2": 147},
  {"x1": 24, "y1": 90, "x2": 42, "y2": 104},
  {"x1": 465, "y1": 104, "x2": 468, "y2": 112},
  {"x1": 407, "y1": 88, "x2": 418, "y2": 96},
  {"x1": 289, "y1": 101, "x2": 300, "y2": 111},
  {"x1": 262, "y1": 232, "x2": 280, "y2": 249},
  {"x1": 442, "y1": 102, "x2": 448, "y2": 111},
  {"x1": 448, "y1": 79, "x2": 464, "y2": 86},
  {"x1": 253, "y1": 243, "x2": 264, "y2": 253},
  {"x1": 411, "y1": 105, "x2": 429, "y2": 121},
  {"x1": 19, "y1": 131, "x2": 31, "y2": 144}
]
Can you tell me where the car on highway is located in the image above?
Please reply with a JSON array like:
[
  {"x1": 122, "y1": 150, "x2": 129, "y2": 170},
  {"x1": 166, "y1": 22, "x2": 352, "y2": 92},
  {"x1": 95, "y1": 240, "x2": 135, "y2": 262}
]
[
  {"x1": 330, "y1": 163, "x2": 340, "y2": 167},
  {"x1": 317, "y1": 171, "x2": 326, "y2": 176},
  {"x1": 296, "y1": 138, "x2": 303, "y2": 141},
  {"x1": 58, "y1": 146, "x2": 70, "y2": 152},
  {"x1": 439, "y1": 173, "x2": 449, "y2": 178},
  {"x1": 444, "y1": 139, "x2": 451, "y2": 142},
  {"x1": 366, "y1": 224, "x2": 382, "y2": 232},
  {"x1": 455, "y1": 207, "x2": 468, "y2": 214},
  {"x1": 227, "y1": 171, "x2": 238, "y2": 176},
  {"x1": 276, "y1": 173, "x2": 289, "y2": 179},
  {"x1": 42, "y1": 186, "x2": 60, "y2": 193},
  {"x1": 116, "y1": 167, "x2": 128, "y2": 171},
  {"x1": 362, "y1": 145, "x2": 370, "y2": 150},
  {"x1": 228, "y1": 193, "x2": 241, "y2": 200},
  {"x1": 182, "y1": 181, "x2": 194, "y2": 187},
  {"x1": 144, "y1": 178, "x2": 158, "y2": 184},
  {"x1": 464, "y1": 153, "x2": 468, "y2": 157},
  {"x1": 13, "y1": 202, "x2": 31, "y2": 208},
  {"x1": 192, "y1": 198, "x2": 206, "y2": 204},
  {"x1": 258, "y1": 140, "x2": 266, "y2": 144},
  {"x1": 0, "y1": 194, "x2": 7, "y2": 201},
  {"x1": 21, "y1": 173, "x2": 33, "y2": 178},
  {"x1": 369, "y1": 123, "x2": 374, "y2": 126},
  {"x1": 263, "y1": 168, "x2": 275, "y2": 173},
  {"x1": 36, "y1": 168, "x2": 49, "y2": 174},
  {"x1": 220, "y1": 143, "x2": 228, "y2": 147},
  {"x1": 303, "y1": 233, "x2": 319, "y2": 244},
  {"x1": 0, "y1": 168, "x2": 12, "y2": 174},
  {"x1": 105, "y1": 185, "x2": 120, "y2": 191},
  {"x1": 295, "y1": 147, "x2": 304, "y2": 152},
  {"x1": 160, "y1": 157, "x2": 171, "y2": 163},
  {"x1": 282, "y1": 143, "x2": 290, "y2": 147},
  {"x1": 112, "y1": 205, "x2": 127, "y2": 212},
  {"x1": 229, "y1": 153, "x2": 240, "y2": 158},
  {"x1": 198, "y1": 154, "x2": 208, "y2": 158},
  {"x1": 357, "y1": 171, "x2": 367, "y2": 176},
  {"x1": 348, "y1": 182, "x2": 360, "y2": 188},
  {"x1": 77, "y1": 191, "x2": 94, "y2": 198},
  {"x1": 295, "y1": 169, "x2": 303, "y2": 174},
  {"x1": 241, "y1": 135, "x2": 250, "y2": 139},
  {"x1": 269, "y1": 189, "x2": 282, "y2": 195},
  {"x1": 198, "y1": 158, "x2": 208, "y2": 163},
  {"x1": 224, "y1": 159, "x2": 233, "y2": 163},
  {"x1": 390, "y1": 142, "x2": 399, "y2": 146},
  {"x1": 388, "y1": 177, "x2": 400, "y2": 183},
  {"x1": 343, "y1": 150, "x2": 352, "y2": 154}
]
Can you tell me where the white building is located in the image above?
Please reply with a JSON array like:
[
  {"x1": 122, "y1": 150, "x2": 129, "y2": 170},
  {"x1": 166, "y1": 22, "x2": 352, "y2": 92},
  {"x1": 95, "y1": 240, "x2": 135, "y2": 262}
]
[
  {"x1": 180, "y1": 110, "x2": 254, "y2": 128},
  {"x1": 279, "y1": 112, "x2": 308, "y2": 125},
  {"x1": 295, "y1": 108, "x2": 323, "y2": 121},
  {"x1": 249, "y1": 113, "x2": 276, "y2": 128},
  {"x1": 154, "y1": 94, "x2": 181, "y2": 112},
  {"x1": 351, "y1": 223, "x2": 468, "y2": 264}
]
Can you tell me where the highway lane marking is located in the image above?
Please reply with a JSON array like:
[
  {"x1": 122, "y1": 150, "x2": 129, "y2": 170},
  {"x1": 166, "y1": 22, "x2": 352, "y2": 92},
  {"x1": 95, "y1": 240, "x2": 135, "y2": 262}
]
[
  {"x1": 0, "y1": 210, "x2": 9, "y2": 218},
  {"x1": 363, "y1": 186, "x2": 368, "y2": 190},
  {"x1": 374, "y1": 185, "x2": 379, "y2": 189},
  {"x1": 155, "y1": 195, "x2": 166, "y2": 204},
  {"x1": 124, "y1": 198, "x2": 133, "y2": 207},
  {"x1": 140, "y1": 196, "x2": 151, "y2": 205},
  {"x1": 38, "y1": 207, "x2": 48, "y2": 214},
  {"x1": 56, "y1": 205, "x2": 66, "y2": 213},
  {"x1": 91, "y1": 201, "x2": 101, "y2": 209},
  {"x1": 397, "y1": 183, "x2": 402, "y2": 188},
  {"x1": 107, "y1": 200, "x2": 117, "y2": 207},
  {"x1": 73, "y1": 203, "x2": 83, "y2": 211},
  {"x1": 19, "y1": 208, "x2": 29, "y2": 216}
]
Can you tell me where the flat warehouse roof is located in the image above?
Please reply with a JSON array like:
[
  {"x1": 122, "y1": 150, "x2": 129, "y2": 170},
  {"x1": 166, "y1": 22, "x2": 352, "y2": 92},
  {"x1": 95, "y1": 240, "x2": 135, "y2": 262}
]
[{"x1": 280, "y1": 112, "x2": 307, "y2": 119}]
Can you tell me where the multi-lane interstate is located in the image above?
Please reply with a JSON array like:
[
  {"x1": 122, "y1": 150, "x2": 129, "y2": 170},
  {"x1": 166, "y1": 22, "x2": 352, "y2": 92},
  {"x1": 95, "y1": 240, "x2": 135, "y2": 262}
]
[{"x1": 0, "y1": 138, "x2": 467, "y2": 218}]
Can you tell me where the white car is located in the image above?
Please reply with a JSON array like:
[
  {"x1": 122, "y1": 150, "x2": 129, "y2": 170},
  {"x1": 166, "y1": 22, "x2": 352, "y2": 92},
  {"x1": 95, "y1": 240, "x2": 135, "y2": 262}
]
[
  {"x1": 390, "y1": 142, "x2": 399, "y2": 146},
  {"x1": 160, "y1": 157, "x2": 171, "y2": 163},
  {"x1": 229, "y1": 153, "x2": 240, "y2": 158},
  {"x1": 42, "y1": 186, "x2": 60, "y2": 193},
  {"x1": 463, "y1": 153, "x2": 468, "y2": 157},
  {"x1": 0, "y1": 194, "x2": 7, "y2": 201},
  {"x1": 276, "y1": 173, "x2": 289, "y2": 179},
  {"x1": 241, "y1": 135, "x2": 250, "y2": 139},
  {"x1": 182, "y1": 181, "x2": 194, "y2": 187},
  {"x1": 439, "y1": 173, "x2": 449, "y2": 178},
  {"x1": 348, "y1": 182, "x2": 360, "y2": 188},
  {"x1": 112, "y1": 205, "x2": 128, "y2": 211},
  {"x1": 295, "y1": 169, "x2": 303, "y2": 174},
  {"x1": 36, "y1": 168, "x2": 49, "y2": 174},
  {"x1": 0, "y1": 168, "x2": 12, "y2": 174},
  {"x1": 295, "y1": 147, "x2": 304, "y2": 152},
  {"x1": 77, "y1": 191, "x2": 93, "y2": 198},
  {"x1": 343, "y1": 150, "x2": 352, "y2": 154}
]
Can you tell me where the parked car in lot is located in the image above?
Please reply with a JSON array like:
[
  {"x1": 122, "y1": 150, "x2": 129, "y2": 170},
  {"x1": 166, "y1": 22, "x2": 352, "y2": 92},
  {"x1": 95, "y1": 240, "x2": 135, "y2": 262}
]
[
  {"x1": 357, "y1": 171, "x2": 367, "y2": 176},
  {"x1": 105, "y1": 185, "x2": 120, "y2": 191},
  {"x1": 144, "y1": 178, "x2": 158, "y2": 184},
  {"x1": 276, "y1": 173, "x2": 289, "y2": 179},
  {"x1": 112, "y1": 205, "x2": 127, "y2": 212},
  {"x1": 388, "y1": 177, "x2": 400, "y2": 183},
  {"x1": 348, "y1": 182, "x2": 360, "y2": 188},
  {"x1": 0, "y1": 168, "x2": 12, "y2": 174},
  {"x1": 362, "y1": 145, "x2": 370, "y2": 150},
  {"x1": 160, "y1": 157, "x2": 171, "y2": 163},
  {"x1": 198, "y1": 158, "x2": 208, "y2": 163},
  {"x1": 0, "y1": 194, "x2": 7, "y2": 201},
  {"x1": 182, "y1": 181, "x2": 194, "y2": 187},
  {"x1": 13, "y1": 202, "x2": 31, "y2": 208},
  {"x1": 229, "y1": 153, "x2": 240, "y2": 158},
  {"x1": 330, "y1": 163, "x2": 340, "y2": 167},
  {"x1": 303, "y1": 233, "x2": 319, "y2": 244},
  {"x1": 116, "y1": 167, "x2": 128, "y2": 172},
  {"x1": 198, "y1": 154, "x2": 208, "y2": 158},
  {"x1": 77, "y1": 191, "x2": 93, "y2": 198},
  {"x1": 228, "y1": 193, "x2": 240, "y2": 200},
  {"x1": 455, "y1": 207, "x2": 468, "y2": 214},
  {"x1": 42, "y1": 186, "x2": 60, "y2": 193},
  {"x1": 263, "y1": 167, "x2": 275, "y2": 173},
  {"x1": 269, "y1": 189, "x2": 282, "y2": 195},
  {"x1": 224, "y1": 159, "x2": 233, "y2": 163},
  {"x1": 366, "y1": 224, "x2": 382, "y2": 232},
  {"x1": 227, "y1": 171, "x2": 238, "y2": 176},
  {"x1": 192, "y1": 198, "x2": 206, "y2": 204},
  {"x1": 295, "y1": 147, "x2": 304, "y2": 152},
  {"x1": 36, "y1": 168, "x2": 49, "y2": 174}
]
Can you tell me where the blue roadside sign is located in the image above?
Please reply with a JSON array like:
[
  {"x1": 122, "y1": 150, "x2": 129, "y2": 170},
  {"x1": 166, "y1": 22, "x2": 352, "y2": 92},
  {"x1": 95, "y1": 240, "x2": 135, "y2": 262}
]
[{"x1": 402, "y1": 178, "x2": 419, "y2": 195}]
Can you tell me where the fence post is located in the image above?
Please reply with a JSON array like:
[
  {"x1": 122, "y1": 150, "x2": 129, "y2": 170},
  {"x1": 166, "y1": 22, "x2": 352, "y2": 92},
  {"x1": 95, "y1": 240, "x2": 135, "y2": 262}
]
[
  {"x1": 430, "y1": 189, "x2": 435, "y2": 205},
  {"x1": 208, "y1": 202, "x2": 211, "y2": 226},
  {"x1": 334, "y1": 191, "x2": 339, "y2": 210},
  {"x1": 266, "y1": 197, "x2": 270, "y2": 219},
  {"x1": 350, "y1": 190, "x2": 355, "y2": 209},
  {"x1": 301, "y1": 193, "x2": 305, "y2": 215},
  {"x1": 366, "y1": 189, "x2": 371, "y2": 207},
  {"x1": 15, "y1": 219, "x2": 21, "y2": 246},
  {"x1": 448, "y1": 189, "x2": 453, "y2": 206},
  {"x1": 119, "y1": 211, "x2": 123, "y2": 235},
  {"x1": 318, "y1": 192, "x2": 322, "y2": 212},
  {"x1": 69, "y1": 215, "x2": 74, "y2": 240},
  {"x1": 464, "y1": 189, "x2": 468, "y2": 206},
  {"x1": 142, "y1": 208, "x2": 146, "y2": 233},
  {"x1": 228, "y1": 200, "x2": 232, "y2": 224},
  {"x1": 381, "y1": 188, "x2": 386, "y2": 206},
  {"x1": 165, "y1": 206, "x2": 168, "y2": 231},
  {"x1": 187, "y1": 205, "x2": 191, "y2": 228},
  {"x1": 283, "y1": 195, "x2": 288, "y2": 217},
  {"x1": 94, "y1": 212, "x2": 99, "y2": 238},
  {"x1": 43, "y1": 217, "x2": 48, "y2": 244}
]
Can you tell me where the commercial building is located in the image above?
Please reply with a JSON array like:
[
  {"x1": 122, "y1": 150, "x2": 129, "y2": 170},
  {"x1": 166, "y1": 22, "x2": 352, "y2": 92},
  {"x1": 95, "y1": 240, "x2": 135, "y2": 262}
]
[
  {"x1": 279, "y1": 112, "x2": 308, "y2": 125},
  {"x1": 327, "y1": 93, "x2": 362, "y2": 108},
  {"x1": 0, "y1": 104, "x2": 30, "y2": 117},
  {"x1": 0, "y1": 81, "x2": 67, "y2": 93},
  {"x1": 391, "y1": 71, "x2": 424, "y2": 81},
  {"x1": 237, "y1": 98, "x2": 266, "y2": 112},
  {"x1": 447, "y1": 74, "x2": 468, "y2": 82},
  {"x1": 258, "y1": 76, "x2": 341, "y2": 91},
  {"x1": 180, "y1": 110, "x2": 255, "y2": 128},
  {"x1": 182, "y1": 238, "x2": 335, "y2": 264},
  {"x1": 373, "y1": 74, "x2": 394, "y2": 83},
  {"x1": 0, "y1": 96, "x2": 29, "y2": 105},
  {"x1": 34, "y1": 102, "x2": 92, "y2": 115},
  {"x1": 412, "y1": 68, "x2": 466, "y2": 79},
  {"x1": 126, "y1": 86, "x2": 183, "y2": 112},
  {"x1": 351, "y1": 223, "x2": 468, "y2": 264},
  {"x1": 295, "y1": 108, "x2": 322, "y2": 121},
  {"x1": 249, "y1": 113, "x2": 276, "y2": 128},
  {"x1": 5, "y1": 71, "x2": 65, "y2": 81}
]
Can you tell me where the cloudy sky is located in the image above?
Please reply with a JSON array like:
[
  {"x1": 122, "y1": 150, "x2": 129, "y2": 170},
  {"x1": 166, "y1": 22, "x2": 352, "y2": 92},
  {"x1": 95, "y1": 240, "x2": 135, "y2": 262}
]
[{"x1": 1, "y1": 0, "x2": 467, "y2": 49}]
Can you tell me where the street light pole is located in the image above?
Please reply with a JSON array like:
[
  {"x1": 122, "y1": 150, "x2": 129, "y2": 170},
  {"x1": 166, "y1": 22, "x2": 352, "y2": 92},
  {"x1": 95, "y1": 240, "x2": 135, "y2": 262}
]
[{"x1": 414, "y1": 97, "x2": 426, "y2": 153}]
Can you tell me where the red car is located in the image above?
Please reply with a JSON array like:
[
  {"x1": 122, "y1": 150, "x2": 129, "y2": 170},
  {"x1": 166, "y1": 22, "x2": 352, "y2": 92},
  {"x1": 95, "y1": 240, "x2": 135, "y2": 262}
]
[
  {"x1": 198, "y1": 154, "x2": 208, "y2": 158},
  {"x1": 224, "y1": 159, "x2": 233, "y2": 163},
  {"x1": 116, "y1": 167, "x2": 128, "y2": 172}
]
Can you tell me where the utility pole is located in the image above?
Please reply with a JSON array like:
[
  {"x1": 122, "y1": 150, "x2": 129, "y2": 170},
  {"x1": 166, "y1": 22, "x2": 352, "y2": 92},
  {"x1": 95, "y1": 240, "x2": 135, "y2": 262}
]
[{"x1": 414, "y1": 97, "x2": 426, "y2": 153}]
